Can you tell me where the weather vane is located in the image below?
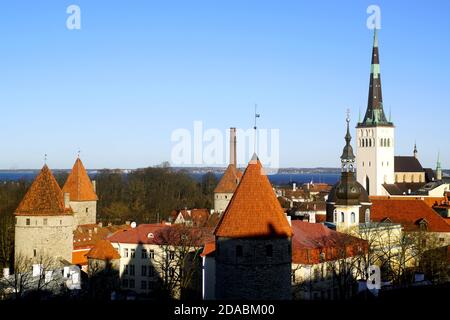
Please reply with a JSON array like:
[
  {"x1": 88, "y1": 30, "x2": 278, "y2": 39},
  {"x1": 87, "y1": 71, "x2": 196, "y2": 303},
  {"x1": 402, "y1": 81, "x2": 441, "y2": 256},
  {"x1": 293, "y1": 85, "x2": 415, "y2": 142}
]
[
  {"x1": 346, "y1": 108, "x2": 351, "y2": 122},
  {"x1": 77, "y1": 148, "x2": 81, "y2": 158},
  {"x1": 44, "y1": 153, "x2": 47, "y2": 164},
  {"x1": 254, "y1": 104, "x2": 260, "y2": 154}
]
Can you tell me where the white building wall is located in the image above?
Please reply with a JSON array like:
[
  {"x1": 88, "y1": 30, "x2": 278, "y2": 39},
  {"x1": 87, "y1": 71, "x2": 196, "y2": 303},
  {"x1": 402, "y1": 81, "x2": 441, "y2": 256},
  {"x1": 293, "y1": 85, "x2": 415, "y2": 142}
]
[{"x1": 356, "y1": 126, "x2": 395, "y2": 196}]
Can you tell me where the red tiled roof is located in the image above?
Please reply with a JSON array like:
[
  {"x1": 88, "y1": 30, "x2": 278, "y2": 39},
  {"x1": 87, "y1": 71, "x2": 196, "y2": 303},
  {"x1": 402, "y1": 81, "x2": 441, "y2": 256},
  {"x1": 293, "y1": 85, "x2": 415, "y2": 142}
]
[
  {"x1": 62, "y1": 158, "x2": 98, "y2": 201},
  {"x1": 107, "y1": 224, "x2": 170, "y2": 244},
  {"x1": 15, "y1": 165, "x2": 73, "y2": 216},
  {"x1": 291, "y1": 221, "x2": 367, "y2": 264},
  {"x1": 86, "y1": 240, "x2": 121, "y2": 260},
  {"x1": 370, "y1": 196, "x2": 445, "y2": 208},
  {"x1": 214, "y1": 164, "x2": 243, "y2": 193},
  {"x1": 172, "y1": 208, "x2": 211, "y2": 226},
  {"x1": 371, "y1": 199, "x2": 450, "y2": 232},
  {"x1": 73, "y1": 223, "x2": 130, "y2": 249},
  {"x1": 201, "y1": 241, "x2": 216, "y2": 257},
  {"x1": 72, "y1": 249, "x2": 89, "y2": 265},
  {"x1": 214, "y1": 156, "x2": 293, "y2": 238}
]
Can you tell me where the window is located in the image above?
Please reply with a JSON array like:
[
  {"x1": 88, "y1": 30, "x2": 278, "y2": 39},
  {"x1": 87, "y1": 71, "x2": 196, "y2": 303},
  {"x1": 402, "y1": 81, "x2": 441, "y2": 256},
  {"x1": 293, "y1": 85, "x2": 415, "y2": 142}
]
[
  {"x1": 85, "y1": 208, "x2": 89, "y2": 213},
  {"x1": 60, "y1": 220, "x2": 62, "y2": 225},
  {"x1": 129, "y1": 279, "x2": 135, "y2": 289},
  {"x1": 169, "y1": 267, "x2": 175, "y2": 277},
  {"x1": 266, "y1": 245, "x2": 273, "y2": 258},
  {"x1": 33, "y1": 249, "x2": 37, "y2": 257},
  {"x1": 169, "y1": 251, "x2": 175, "y2": 260},
  {"x1": 334, "y1": 210, "x2": 337, "y2": 223},
  {"x1": 124, "y1": 265, "x2": 129, "y2": 275},
  {"x1": 124, "y1": 248, "x2": 129, "y2": 258},
  {"x1": 122, "y1": 279, "x2": 129, "y2": 288},
  {"x1": 149, "y1": 266, "x2": 155, "y2": 277},
  {"x1": 236, "y1": 245, "x2": 243, "y2": 257},
  {"x1": 141, "y1": 249, "x2": 148, "y2": 259},
  {"x1": 351, "y1": 212, "x2": 356, "y2": 223},
  {"x1": 131, "y1": 249, "x2": 136, "y2": 258},
  {"x1": 149, "y1": 249, "x2": 155, "y2": 259},
  {"x1": 141, "y1": 265, "x2": 147, "y2": 276},
  {"x1": 43, "y1": 218, "x2": 48, "y2": 226},
  {"x1": 130, "y1": 264, "x2": 135, "y2": 276},
  {"x1": 141, "y1": 281, "x2": 147, "y2": 290},
  {"x1": 26, "y1": 218, "x2": 30, "y2": 226},
  {"x1": 340, "y1": 212, "x2": 345, "y2": 223}
]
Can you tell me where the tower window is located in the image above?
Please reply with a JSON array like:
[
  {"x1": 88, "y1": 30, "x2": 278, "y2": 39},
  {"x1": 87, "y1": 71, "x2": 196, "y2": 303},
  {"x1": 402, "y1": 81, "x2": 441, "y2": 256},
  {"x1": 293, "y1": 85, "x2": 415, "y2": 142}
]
[
  {"x1": 26, "y1": 218, "x2": 30, "y2": 226},
  {"x1": 33, "y1": 249, "x2": 37, "y2": 257},
  {"x1": 351, "y1": 212, "x2": 356, "y2": 224},
  {"x1": 266, "y1": 245, "x2": 273, "y2": 258},
  {"x1": 236, "y1": 245, "x2": 243, "y2": 257},
  {"x1": 85, "y1": 208, "x2": 89, "y2": 213},
  {"x1": 340, "y1": 212, "x2": 345, "y2": 223},
  {"x1": 43, "y1": 218, "x2": 48, "y2": 226},
  {"x1": 365, "y1": 209, "x2": 371, "y2": 223}
]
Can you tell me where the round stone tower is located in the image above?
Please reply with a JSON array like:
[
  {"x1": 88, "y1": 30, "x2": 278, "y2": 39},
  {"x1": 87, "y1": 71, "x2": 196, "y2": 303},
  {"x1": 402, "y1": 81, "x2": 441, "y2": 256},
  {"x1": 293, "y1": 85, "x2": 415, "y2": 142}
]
[
  {"x1": 214, "y1": 154, "x2": 292, "y2": 300},
  {"x1": 14, "y1": 165, "x2": 74, "y2": 264}
]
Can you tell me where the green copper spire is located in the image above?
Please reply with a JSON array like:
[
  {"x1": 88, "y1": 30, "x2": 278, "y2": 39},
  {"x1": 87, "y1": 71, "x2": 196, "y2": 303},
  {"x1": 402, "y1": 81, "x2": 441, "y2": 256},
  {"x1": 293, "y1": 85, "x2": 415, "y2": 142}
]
[{"x1": 358, "y1": 29, "x2": 393, "y2": 128}]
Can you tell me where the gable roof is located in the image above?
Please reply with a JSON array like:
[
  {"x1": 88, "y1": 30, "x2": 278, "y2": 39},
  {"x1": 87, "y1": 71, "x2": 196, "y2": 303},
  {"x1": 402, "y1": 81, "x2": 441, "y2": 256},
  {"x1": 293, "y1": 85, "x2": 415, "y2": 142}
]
[
  {"x1": 371, "y1": 199, "x2": 450, "y2": 232},
  {"x1": 395, "y1": 156, "x2": 424, "y2": 173},
  {"x1": 15, "y1": 165, "x2": 73, "y2": 216},
  {"x1": 86, "y1": 240, "x2": 121, "y2": 260},
  {"x1": 214, "y1": 155, "x2": 292, "y2": 238},
  {"x1": 62, "y1": 158, "x2": 98, "y2": 201},
  {"x1": 214, "y1": 164, "x2": 243, "y2": 193},
  {"x1": 108, "y1": 224, "x2": 168, "y2": 245}
]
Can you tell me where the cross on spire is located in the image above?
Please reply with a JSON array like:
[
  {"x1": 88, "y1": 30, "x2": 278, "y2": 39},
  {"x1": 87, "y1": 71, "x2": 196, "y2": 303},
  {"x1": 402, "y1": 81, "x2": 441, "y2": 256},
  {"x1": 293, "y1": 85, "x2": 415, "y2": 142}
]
[{"x1": 44, "y1": 153, "x2": 48, "y2": 164}]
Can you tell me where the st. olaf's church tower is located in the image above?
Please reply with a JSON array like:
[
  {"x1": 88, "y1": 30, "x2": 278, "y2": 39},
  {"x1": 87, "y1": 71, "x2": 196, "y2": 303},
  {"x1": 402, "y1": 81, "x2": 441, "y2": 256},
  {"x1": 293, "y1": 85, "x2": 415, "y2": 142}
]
[{"x1": 356, "y1": 29, "x2": 395, "y2": 196}]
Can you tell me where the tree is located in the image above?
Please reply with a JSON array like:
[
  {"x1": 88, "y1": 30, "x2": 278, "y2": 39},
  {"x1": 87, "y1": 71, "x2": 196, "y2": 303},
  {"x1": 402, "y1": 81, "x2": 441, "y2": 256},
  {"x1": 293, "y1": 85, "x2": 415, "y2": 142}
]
[{"x1": 153, "y1": 225, "x2": 213, "y2": 300}]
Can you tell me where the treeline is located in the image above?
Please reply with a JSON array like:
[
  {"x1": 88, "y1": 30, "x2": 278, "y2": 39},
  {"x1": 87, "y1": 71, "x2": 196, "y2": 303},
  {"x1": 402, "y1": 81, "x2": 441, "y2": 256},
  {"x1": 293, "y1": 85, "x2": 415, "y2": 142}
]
[
  {"x1": 0, "y1": 181, "x2": 28, "y2": 271},
  {"x1": 94, "y1": 165, "x2": 218, "y2": 224}
]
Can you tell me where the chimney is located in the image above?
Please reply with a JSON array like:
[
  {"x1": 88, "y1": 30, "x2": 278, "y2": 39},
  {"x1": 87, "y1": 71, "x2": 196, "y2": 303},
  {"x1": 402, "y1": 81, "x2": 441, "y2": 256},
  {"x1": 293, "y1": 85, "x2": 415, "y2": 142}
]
[
  {"x1": 64, "y1": 192, "x2": 70, "y2": 209},
  {"x1": 98, "y1": 222, "x2": 103, "y2": 228},
  {"x1": 92, "y1": 180, "x2": 97, "y2": 193},
  {"x1": 230, "y1": 127, "x2": 237, "y2": 166}
]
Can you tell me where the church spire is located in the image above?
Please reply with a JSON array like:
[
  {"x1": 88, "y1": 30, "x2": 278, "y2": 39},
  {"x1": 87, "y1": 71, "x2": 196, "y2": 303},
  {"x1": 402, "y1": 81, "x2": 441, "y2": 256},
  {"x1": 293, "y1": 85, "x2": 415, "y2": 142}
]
[
  {"x1": 341, "y1": 111, "x2": 356, "y2": 172},
  {"x1": 436, "y1": 152, "x2": 442, "y2": 181},
  {"x1": 414, "y1": 142, "x2": 418, "y2": 158},
  {"x1": 358, "y1": 29, "x2": 392, "y2": 127}
]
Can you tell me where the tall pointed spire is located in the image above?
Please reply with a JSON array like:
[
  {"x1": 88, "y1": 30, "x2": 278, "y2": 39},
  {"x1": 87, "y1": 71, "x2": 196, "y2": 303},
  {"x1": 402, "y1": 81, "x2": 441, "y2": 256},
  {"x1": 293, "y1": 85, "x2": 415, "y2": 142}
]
[
  {"x1": 413, "y1": 142, "x2": 418, "y2": 158},
  {"x1": 341, "y1": 110, "x2": 356, "y2": 172},
  {"x1": 358, "y1": 29, "x2": 392, "y2": 127},
  {"x1": 436, "y1": 152, "x2": 442, "y2": 181}
]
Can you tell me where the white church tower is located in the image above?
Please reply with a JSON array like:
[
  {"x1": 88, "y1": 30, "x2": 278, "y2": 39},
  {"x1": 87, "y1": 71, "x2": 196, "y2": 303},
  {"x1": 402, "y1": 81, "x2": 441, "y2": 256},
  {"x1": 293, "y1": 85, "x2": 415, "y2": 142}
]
[{"x1": 356, "y1": 29, "x2": 395, "y2": 196}]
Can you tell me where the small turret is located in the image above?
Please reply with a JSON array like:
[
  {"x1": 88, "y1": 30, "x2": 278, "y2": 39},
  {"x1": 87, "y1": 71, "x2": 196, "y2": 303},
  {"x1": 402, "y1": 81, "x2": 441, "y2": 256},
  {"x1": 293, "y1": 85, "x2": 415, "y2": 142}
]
[{"x1": 436, "y1": 152, "x2": 443, "y2": 181}]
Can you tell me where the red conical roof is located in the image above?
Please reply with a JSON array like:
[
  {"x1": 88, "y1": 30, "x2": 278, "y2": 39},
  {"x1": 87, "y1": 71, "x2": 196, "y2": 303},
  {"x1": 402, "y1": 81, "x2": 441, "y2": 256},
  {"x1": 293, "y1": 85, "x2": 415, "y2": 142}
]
[
  {"x1": 15, "y1": 165, "x2": 72, "y2": 216},
  {"x1": 62, "y1": 158, "x2": 98, "y2": 201},
  {"x1": 214, "y1": 155, "x2": 292, "y2": 238},
  {"x1": 214, "y1": 164, "x2": 242, "y2": 193}
]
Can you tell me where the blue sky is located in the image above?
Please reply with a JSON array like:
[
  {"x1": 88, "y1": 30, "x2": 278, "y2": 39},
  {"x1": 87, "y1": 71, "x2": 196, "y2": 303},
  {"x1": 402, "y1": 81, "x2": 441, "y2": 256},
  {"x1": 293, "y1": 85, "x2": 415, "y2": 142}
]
[{"x1": 1, "y1": 0, "x2": 449, "y2": 169}]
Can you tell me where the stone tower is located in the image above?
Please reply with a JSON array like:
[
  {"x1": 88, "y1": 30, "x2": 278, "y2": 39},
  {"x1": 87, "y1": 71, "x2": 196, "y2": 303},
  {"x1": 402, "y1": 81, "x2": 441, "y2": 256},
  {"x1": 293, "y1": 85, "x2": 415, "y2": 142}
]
[
  {"x1": 214, "y1": 154, "x2": 292, "y2": 300},
  {"x1": 356, "y1": 29, "x2": 395, "y2": 196},
  {"x1": 327, "y1": 116, "x2": 371, "y2": 231},
  {"x1": 214, "y1": 128, "x2": 242, "y2": 213},
  {"x1": 62, "y1": 158, "x2": 98, "y2": 227},
  {"x1": 14, "y1": 165, "x2": 74, "y2": 264}
]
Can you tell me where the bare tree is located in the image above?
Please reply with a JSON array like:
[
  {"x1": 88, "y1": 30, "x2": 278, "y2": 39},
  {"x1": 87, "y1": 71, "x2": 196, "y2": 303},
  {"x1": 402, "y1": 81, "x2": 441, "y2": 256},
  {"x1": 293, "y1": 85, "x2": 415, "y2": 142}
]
[{"x1": 153, "y1": 225, "x2": 212, "y2": 300}]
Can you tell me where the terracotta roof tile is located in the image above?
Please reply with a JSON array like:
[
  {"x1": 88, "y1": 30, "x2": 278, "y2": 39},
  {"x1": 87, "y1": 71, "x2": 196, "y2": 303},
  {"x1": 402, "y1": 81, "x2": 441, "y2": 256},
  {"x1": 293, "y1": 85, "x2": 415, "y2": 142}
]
[
  {"x1": 214, "y1": 156, "x2": 293, "y2": 238},
  {"x1": 214, "y1": 164, "x2": 242, "y2": 193},
  {"x1": 86, "y1": 240, "x2": 121, "y2": 260},
  {"x1": 291, "y1": 221, "x2": 367, "y2": 264},
  {"x1": 371, "y1": 199, "x2": 450, "y2": 232},
  {"x1": 15, "y1": 165, "x2": 73, "y2": 216},
  {"x1": 72, "y1": 249, "x2": 89, "y2": 265},
  {"x1": 62, "y1": 158, "x2": 98, "y2": 201}
]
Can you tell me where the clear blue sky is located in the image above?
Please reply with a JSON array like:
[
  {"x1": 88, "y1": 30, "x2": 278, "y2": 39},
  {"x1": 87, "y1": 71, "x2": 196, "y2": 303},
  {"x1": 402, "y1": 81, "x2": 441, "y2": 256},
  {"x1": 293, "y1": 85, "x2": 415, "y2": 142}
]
[{"x1": 1, "y1": 0, "x2": 449, "y2": 169}]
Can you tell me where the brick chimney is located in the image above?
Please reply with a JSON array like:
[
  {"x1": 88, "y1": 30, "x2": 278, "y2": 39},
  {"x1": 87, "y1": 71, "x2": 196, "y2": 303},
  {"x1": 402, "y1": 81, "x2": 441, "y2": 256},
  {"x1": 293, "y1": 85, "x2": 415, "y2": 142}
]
[{"x1": 230, "y1": 127, "x2": 237, "y2": 166}]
